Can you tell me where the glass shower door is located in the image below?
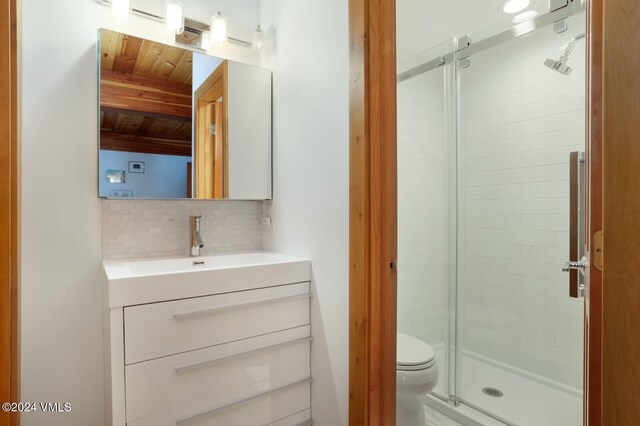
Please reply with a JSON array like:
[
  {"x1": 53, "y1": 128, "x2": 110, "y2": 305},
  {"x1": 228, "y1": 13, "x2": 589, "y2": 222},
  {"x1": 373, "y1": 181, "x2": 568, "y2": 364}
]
[
  {"x1": 396, "y1": 37, "x2": 460, "y2": 402},
  {"x1": 396, "y1": 5, "x2": 586, "y2": 425},
  {"x1": 456, "y1": 16, "x2": 586, "y2": 426}
]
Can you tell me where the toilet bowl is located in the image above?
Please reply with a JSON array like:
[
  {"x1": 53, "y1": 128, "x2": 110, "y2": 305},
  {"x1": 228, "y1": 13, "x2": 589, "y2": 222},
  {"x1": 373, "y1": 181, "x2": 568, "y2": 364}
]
[{"x1": 396, "y1": 333, "x2": 439, "y2": 426}]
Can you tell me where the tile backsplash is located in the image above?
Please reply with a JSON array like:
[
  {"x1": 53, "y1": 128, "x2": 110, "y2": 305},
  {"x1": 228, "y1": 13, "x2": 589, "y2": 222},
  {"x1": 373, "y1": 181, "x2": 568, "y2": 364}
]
[{"x1": 102, "y1": 200, "x2": 263, "y2": 260}]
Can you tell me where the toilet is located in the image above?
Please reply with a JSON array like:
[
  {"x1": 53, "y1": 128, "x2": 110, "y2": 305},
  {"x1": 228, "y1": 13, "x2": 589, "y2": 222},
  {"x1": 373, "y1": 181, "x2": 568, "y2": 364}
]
[{"x1": 396, "y1": 333, "x2": 439, "y2": 426}]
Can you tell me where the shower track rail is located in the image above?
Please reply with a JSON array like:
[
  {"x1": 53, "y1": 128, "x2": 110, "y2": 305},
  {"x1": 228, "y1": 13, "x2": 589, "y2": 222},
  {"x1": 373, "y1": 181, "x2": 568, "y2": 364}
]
[{"x1": 397, "y1": 0, "x2": 584, "y2": 82}]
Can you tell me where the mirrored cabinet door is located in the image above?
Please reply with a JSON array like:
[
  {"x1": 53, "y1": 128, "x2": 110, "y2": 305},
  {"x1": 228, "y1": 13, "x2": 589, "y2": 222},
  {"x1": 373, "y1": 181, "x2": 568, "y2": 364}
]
[{"x1": 98, "y1": 29, "x2": 272, "y2": 200}]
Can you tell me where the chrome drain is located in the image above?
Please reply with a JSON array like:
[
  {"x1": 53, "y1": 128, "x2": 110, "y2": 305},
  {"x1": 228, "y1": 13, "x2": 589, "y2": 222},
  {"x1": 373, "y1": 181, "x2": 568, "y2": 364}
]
[{"x1": 482, "y1": 387, "x2": 503, "y2": 398}]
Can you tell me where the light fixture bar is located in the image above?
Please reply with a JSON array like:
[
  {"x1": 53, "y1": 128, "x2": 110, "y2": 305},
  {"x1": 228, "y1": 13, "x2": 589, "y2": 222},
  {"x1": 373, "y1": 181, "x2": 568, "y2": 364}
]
[
  {"x1": 94, "y1": 0, "x2": 255, "y2": 49},
  {"x1": 130, "y1": 8, "x2": 165, "y2": 22},
  {"x1": 177, "y1": 18, "x2": 254, "y2": 50},
  {"x1": 227, "y1": 37, "x2": 252, "y2": 48},
  {"x1": 97, "y1": 0, "x2": 164, "y2": 21}
]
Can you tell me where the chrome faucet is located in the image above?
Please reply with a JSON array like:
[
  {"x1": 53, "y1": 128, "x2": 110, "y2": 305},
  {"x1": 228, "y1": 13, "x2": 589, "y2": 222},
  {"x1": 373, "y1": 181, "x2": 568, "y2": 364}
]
[{"x1": 190, "y1": 216, "x2": 205, "y2": 257}]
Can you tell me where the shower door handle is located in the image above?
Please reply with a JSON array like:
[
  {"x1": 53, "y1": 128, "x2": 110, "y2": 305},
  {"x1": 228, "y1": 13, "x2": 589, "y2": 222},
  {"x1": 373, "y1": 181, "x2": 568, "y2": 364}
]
[
  {"x1": 564, "y1": 152, "x2": 586, "y2": 298},
  {"x1": 563, "y1": 257, "x2": 587, "y2": 273}
]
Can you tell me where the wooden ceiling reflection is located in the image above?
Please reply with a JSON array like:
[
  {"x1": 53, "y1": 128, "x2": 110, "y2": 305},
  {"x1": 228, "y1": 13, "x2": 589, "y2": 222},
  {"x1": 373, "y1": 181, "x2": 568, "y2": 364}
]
[{"x1": 99, "y1": 29, "x2": 193, "y2": 157}]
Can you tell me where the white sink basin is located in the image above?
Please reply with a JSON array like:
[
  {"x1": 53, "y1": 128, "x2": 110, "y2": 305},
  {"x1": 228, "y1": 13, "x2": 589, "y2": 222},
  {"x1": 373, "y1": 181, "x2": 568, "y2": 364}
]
[
  {"x1": 102, "y1": 251, "x2": 310, "y2": 308},
  {"x1": 104, "y1": 251, "x2": 305, "y2": 279}
]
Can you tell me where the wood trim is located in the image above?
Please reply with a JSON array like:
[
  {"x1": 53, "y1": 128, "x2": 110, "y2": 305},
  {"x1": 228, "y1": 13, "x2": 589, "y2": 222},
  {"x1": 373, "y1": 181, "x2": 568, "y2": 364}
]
[
  {"x1": 111, "y1": 34, "x2": 143, "y2": 74},
  {"x1": 213, "y1": 101, "x2": 224, "y2": 199},
  {"x1": 99, "y1": 132, "x2": 192, "y2": 157},
  {"x1": 195, "y1": 100, "x2": 215, "y2": 198},
  {"x1": 600, "y1": 0, "x2": 640, "y2": 424},
  {"x1": 101, "y1": 70, "x2": 193, "y2": 96},
  {"x1": 349, "y1": 0, "x2": 397, "y2": 424},
  {"x1": 194, "y1": 61, "x2": 228, "y2": 199},
  {"x1": 586, "y1": 0, "x2": 603, "y2": 424},
  {"x1": 99, "y1": 106, "x2": 192, "y2": 124},
  {"x1": 222, "y1": 62, "x2": 229, "y2": 199},
  {"x1": 193, "y1": 61, "x2": 226, "y2": 101},
  {"x1": 100, "y1": 70, "x2": 193, "y2": 121},
  {"x1": 0, "y1": 0, "x2": 19, "y2": 424}
]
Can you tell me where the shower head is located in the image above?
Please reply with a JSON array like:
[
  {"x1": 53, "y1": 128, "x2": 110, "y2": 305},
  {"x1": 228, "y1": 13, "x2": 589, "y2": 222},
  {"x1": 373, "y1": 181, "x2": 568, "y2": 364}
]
[
  {"x1": 544, "y1": 33, "x2": 585, "y2": 76},
  {"x1": 544, "y1": 58, "x2": 573, "y2": 75}
]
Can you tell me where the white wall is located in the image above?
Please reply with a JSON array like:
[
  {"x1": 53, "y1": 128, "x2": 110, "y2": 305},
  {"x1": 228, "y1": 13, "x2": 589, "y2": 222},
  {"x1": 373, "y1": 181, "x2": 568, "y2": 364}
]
[
  {"x1": 193, "y1": 53, "x2": 223, "y2": 93},
  {"x1": 21, "y1": 1, "x2": 264, "y2": 424},
  {"x1": 260, "y1": 1, "x2": 350, "y2": 425},
  {"x1": 99, "y1": 150, "x2": 191, "y2": 199}
]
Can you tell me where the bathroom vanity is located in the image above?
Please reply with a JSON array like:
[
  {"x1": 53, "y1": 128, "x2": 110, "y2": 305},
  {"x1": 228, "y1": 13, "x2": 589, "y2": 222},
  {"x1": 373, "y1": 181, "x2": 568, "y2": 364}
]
[{"x1": 102, "y1": 252, "x2": 312, "y2": 426}]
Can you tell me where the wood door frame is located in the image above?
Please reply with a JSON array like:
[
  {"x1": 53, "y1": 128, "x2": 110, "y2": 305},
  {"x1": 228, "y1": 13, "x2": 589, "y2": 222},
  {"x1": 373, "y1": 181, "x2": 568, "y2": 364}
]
[
  {"x1": 194, "y1": 61, "x2": 228, "y2": 199},
  {"x1": 593, "y1": 0, "x2": 640, "y2": 423},
  {"x1": 349, "y1": 0, "x2": 398, "y2": 424},
  {"x1": 0, "y1": 0, "x2": 19, "y2": 425},
  {"x1": 349, "y1": 0, "x2": 640, "y2": 424}
]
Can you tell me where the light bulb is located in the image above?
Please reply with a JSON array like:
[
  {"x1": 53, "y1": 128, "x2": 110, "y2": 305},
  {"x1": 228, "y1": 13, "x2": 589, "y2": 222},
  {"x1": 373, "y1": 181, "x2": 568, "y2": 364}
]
[
  {"x1": 500, "y1": 0, "x2": 530, "y2": 14},
  {"x1": 210, "y1": 11, "x2": 227, "y2": 45},
  {"x1": 201, "y1": 31, "x2": 211, "y2": 51},
  {"x1": 111, "y1": 0, "x2": 130, "y2": 19},
  {"x1": 166, "y1": 1, "x2": 184, "y2": 35},
  {"x1": 253, "y1": 25, "x2": 263, "y2": 50}
]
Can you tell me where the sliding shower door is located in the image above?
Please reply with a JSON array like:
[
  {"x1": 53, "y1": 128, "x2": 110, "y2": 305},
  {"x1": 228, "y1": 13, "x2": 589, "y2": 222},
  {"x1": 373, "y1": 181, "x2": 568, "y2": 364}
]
[
  {"x1": 457, "y1": 15, "x2": 586, "y2": 426},
  {"x1": 396, "y1": 38, "x2": 460, "y2": 402}
]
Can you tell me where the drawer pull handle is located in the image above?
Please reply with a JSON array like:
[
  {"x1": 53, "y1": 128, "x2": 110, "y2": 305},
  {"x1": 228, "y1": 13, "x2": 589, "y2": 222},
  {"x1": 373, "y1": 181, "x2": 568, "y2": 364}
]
[
  {"x1": 173, "y1": 293, "x2": 312, "y2": 320},
  {"x1": 175, "y1": 336, "x2": 312, "y2": 374},
  {"x1": 176, "y1": 377, "x2": 312, "y2": 425}
]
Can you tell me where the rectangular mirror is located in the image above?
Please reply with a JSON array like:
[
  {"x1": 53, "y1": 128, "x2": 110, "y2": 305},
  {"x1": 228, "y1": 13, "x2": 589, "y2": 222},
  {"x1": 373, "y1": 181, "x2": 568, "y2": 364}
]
[{"x1": 98, "y1": 29, "x2": 272, "y2": 200}]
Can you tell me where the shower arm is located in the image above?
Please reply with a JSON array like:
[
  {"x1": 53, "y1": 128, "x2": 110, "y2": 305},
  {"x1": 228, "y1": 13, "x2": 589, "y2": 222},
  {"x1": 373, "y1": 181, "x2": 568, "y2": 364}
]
[{"x1": 560, "y1": 33, "x2": 586, "y2": 62}]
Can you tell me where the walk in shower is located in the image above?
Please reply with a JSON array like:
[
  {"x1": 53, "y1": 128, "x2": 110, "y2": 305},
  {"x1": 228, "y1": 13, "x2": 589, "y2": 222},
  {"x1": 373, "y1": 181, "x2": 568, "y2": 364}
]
[{"x1": 396, "y1": 1, "x2": 586, "y2": 425}]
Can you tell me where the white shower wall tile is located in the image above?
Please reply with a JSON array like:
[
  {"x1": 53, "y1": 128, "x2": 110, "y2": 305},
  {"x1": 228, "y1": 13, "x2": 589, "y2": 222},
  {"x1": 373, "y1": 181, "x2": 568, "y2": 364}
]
[{"x1": 102, "y1": 200, "x2": 263, "y2": 260}]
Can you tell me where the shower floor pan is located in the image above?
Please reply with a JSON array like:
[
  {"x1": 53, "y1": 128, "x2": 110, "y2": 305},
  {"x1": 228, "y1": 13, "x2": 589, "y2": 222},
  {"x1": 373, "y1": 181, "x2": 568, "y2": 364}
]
[{"x1": 426, "y1": 351, "x2": 582, "y2": 426}]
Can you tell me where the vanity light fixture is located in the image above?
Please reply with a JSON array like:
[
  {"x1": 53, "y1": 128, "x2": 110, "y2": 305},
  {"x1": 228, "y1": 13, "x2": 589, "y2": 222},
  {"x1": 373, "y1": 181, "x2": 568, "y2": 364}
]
[
  {"x1": 253, "y1": 25, "x2": 263, "y2": 50},
  {"x1": 200, "y1": 31, "x2": 212, "y2": 51},
  {"x1": 499, "y1": 0, "x2": 530, "y2": 14},
  {"x1": 210, "y1": 11, "x2": 228, "y2": 45},
  {"x1": 165, "y1": 0, "x2": 184, "y2": 35},
  {"x1": 96, "y1": 1, "x2": 258, "y2": 51},
  {"x1": 110, "y1": 0, "x2": 130, "y2": 19},
  {"x1": 512, "y1": 10, "x2": 538, "y2": 23}
]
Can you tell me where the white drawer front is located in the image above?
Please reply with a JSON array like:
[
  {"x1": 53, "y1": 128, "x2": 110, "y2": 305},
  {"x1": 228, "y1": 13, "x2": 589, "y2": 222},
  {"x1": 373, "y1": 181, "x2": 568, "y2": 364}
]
[
  {"x1": 126, "y1": 326, "x2": 311, "y2": 422},
  {"x1": 124, "y1": 282, "x2": 310, "y2": 364},
  {"x1": 126, "y1": 370, "x2": 311, "y2": 426}
]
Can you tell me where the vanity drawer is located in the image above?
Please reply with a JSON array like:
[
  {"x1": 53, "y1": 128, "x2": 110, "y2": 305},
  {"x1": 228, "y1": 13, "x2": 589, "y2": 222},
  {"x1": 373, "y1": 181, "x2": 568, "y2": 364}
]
[
  {"x1": 124, "y1": 282, "x2": 310, "y2": 364},
  {"x1": 125, "y1": 326, "x2": 311, "y2": 422},
  {"x1": 126, "y1": 370, "x2": 311, "y2": 426},
  {"x1": 266, "y1": 409, "x2": 312, "y2": 426}
]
